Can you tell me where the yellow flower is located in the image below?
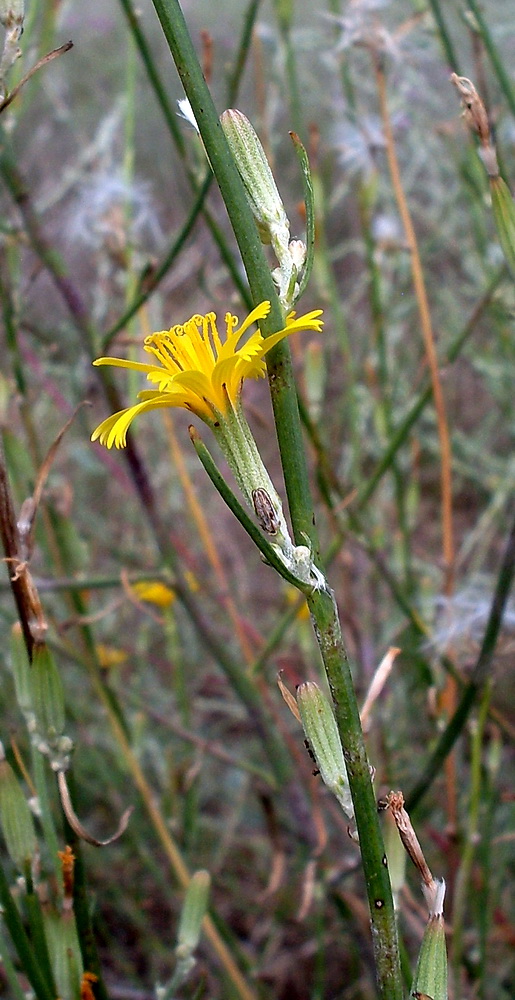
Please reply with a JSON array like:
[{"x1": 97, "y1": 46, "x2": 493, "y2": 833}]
[
  {"x1": 131, "y1": 580, "x2": 176, "y2": 608},
  {"x1": 91, "y1": 301, "x2": 323, "y2": 448},
  {"x1": 96, "y1": 644, "x2": 127, "y2": 669}
]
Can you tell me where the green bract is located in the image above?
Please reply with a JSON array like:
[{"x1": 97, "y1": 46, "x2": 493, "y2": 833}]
[{"x1": 296, "y1": 681, "x2": 354, "y2": 819}]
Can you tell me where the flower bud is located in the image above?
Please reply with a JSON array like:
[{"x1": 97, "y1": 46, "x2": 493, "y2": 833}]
[
  {"x1": 220, "y1": 109, "x2": 290, "y2": 254},
  {"x1": 411, "y1": 879, "x2": 448, "y2": 1000},
  {"x1": 289, "y1": 239, "x2": 307, "y2": 271},
  {"x1": 296, "y1": 682, "x2": 354, "y2": 819},
  {"x1": 176, "y1": 870, "x2": 211, "y2": 959},
  {"x1": 31, "y1": 644, "x2": 65, "y2": 745},
  {"x1": 0, "y1": 745, "x2": 37, "y2": 871}
]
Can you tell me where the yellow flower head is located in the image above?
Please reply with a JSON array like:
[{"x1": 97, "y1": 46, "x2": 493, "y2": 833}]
[
  {"x1": 131, "y1": 580, "x2": 176, "y2": 608},
  {"x1": 91, "y1": 301, "x2": 323, "y2": 448}
]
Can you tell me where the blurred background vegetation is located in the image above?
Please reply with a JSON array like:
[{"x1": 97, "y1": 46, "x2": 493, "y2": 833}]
[{"x1": 0, "y1": 0, "x2": 514, "y2": 997}]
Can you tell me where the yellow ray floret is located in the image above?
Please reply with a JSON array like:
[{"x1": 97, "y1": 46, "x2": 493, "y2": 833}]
[{"x1": 91, "y1": 301, "x2": 323, "y2": 448}]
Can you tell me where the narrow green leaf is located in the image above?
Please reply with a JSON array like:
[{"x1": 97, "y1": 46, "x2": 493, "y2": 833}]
[
  {"x1": 490, "y1": 176, "x2": 515, "y2": 279},
  {"x1": 0, "y1": 753, "x2": 37, "y2": 872}
]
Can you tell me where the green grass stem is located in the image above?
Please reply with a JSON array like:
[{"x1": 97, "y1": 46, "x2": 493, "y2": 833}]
[
  {"x1": 0, "y1": 859, "x2": 56, "y2": 1000},
  {"x1": 117, "y1": 0, "x2": 257, "y2": 310},
  {"x1": 426, "y1": 0, "x2": 461, "y2": 72},
  {"x1": 451, "y1": 677, "x2": 492, "y2": 998},
  {"x1": 0, "y1": 923, "x2": 36, "y2": 1000},
  {"x1": 464, "y1": 0, "x2": 515, "y2": 117}
]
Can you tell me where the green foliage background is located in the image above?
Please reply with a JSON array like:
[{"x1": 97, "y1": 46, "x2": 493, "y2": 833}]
[{"x1": 0, "y1": 0, "x2": 514, "y2": 997}]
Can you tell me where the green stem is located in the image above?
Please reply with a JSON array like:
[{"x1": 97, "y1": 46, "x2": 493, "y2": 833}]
[
  {"x1": 273, "y1": 0, "x2": 302, "y2": 135},
  {"x1": 357, "y1": 267, "x2": 504, "y2": 512},
  {"x1": 61, "y1": 772, "x2": 111, "y2": 1000},
  {"x1": 280, "y1": 30, "x2": 303, "y2": 138},
  {"x1": 465, "y1": 0, "x2": 515, "y2": 117},
  {"x1": 150, "y1": 0, "x2": 317, "y2": 552},
  {"x1": 191, "y1": 426, "x2": 313, "y2": 593},
  {"x1": 118, "y1": 0, "x2": 186, "y2": 153},
  {"x1": 477, "y1": 729, "x2": 500, "y2": 997},
  {"x1": 117, "y1": 0, "x2": 252, "y2": 308},
  {"x1": 426, "y1": 0, "x2": 461, "y2": 72},
  {"x1": 102, "y1": 171, "x2": 213, "y2": 351},
  {"x1": 0, "y1": 571, "x2": 176, "y2": 595},
  {"x1": 31, "y1": 748, "x2": 61, "y2": 892},
  {"x1": 148, "y1": 3, "x2": 402, "y2": 996},
  {"x1": 0, "y1": 923, "x2": 30, "y2": 1000},
  {"x1": 358, "y1": 182, "x2": 414, "y2": 591},
  {"x1": 290, "y1": 131, "x2": 316, "y2": 304},
  {"x1": 0, "y1": 860, "x2": 55, "y2": 1000},
  {"x1": 306, "y1": 585, "x2": 401, "y2": 992},
  {"x1": 225, "y1": 0, "x2": 262, "y2": 105},
  {"x1": 25, "y1": 873, "x2": 57, "y2": 995},
  {"x1": 310, "y1": 164, "x2": 361, "y2": 485},
  {"x1": 451, "y1": 679, "x2": 492, "y2": 996},
  {"x1": 0, "y1": 258, "x2": 26, "y2": 397}
]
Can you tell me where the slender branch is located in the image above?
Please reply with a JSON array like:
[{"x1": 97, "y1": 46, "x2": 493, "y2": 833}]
[
  {"x1": 0, "y1": 42, "x2": 73, "y2": 114},
  {"x1": 117, "y1": 0, "x2": 252, "y2": 308},
  {"x1": 101, "y1": 171, "x2": 213, "y2": 350},
  {"x1": 426, "y1": 0, "x2": 461, "y2": 72},
  {"x1": 356, "y1": 266, "x2": 503, "y2": 510}
]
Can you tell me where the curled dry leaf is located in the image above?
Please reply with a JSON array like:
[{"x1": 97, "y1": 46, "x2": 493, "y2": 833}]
[{"x1": 58, "y1": 770, "x2": 133, "y2": 847}]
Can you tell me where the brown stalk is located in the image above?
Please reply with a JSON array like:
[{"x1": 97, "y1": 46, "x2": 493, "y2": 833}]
[
  {"x1": 374, "y1": 57, "x2": 455, "y2": 595},
  {"x1": 374, "y1": 56, "x2": 458, "y2": 857},
  {"x1": 0, "y1": 42, "x2": 73, "y2": 115},
  {"x1": 0, "y1": 442, "x2": 46, "y2": 656}
]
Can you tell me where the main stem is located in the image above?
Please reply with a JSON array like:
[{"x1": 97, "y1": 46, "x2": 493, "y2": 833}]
[{"x1": 149, "y1": 2, "x2": 402, "y2": 995}]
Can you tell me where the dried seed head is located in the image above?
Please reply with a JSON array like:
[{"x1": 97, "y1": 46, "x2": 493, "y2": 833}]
[
  {"x1": 0, "y1": 0, "x2": 24, "y2": 29},
  {"x1": 252, "y1": 488, "x2": 280, "y2": 535},
  {"x1": 451, "y1": 74, "x2": 490, "y2": 146}
]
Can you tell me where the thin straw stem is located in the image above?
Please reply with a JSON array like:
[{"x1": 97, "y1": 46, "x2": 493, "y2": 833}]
[{"x1": 374, "y1": 55, "x2": 455, "y2": 596}]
